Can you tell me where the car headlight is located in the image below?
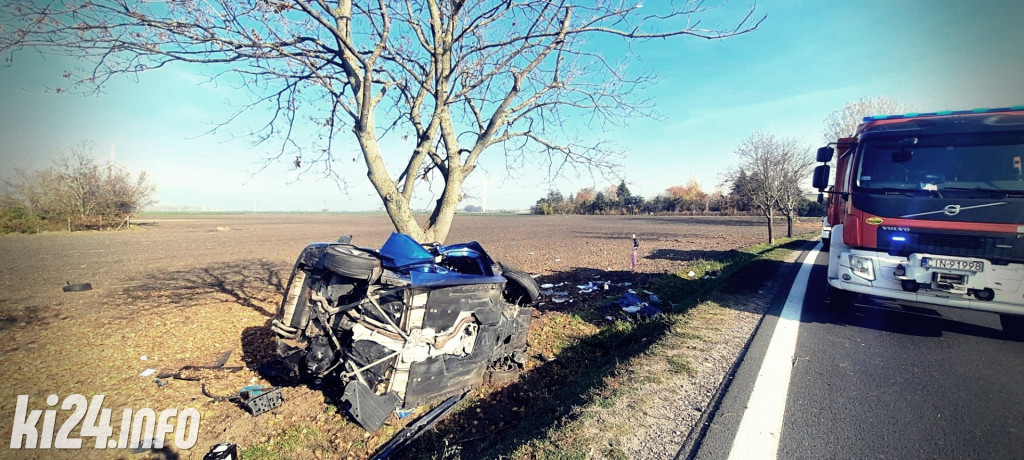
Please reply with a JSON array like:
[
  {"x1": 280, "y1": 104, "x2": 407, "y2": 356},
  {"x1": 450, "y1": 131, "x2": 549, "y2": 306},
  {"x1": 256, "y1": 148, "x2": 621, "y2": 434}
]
[{"x1": 849, "y1": 255, "x2": 875, "y2": 281}]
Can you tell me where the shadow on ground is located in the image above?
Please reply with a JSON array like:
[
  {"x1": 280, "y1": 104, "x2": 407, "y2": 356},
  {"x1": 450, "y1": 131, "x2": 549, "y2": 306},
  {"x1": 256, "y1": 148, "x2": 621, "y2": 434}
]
[
  {"x1": 120, "y1": 258, "x2": 288, "y2": 318},
  {"x1": 120, "y1": 259, "x2": 290, "y2": 369}
]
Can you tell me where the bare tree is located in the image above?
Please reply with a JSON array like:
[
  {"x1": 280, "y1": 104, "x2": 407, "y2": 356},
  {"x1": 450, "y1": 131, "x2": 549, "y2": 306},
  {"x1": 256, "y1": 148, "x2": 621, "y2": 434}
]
[
  {"x1": 774, "y1": 140, "x2": 814, "y2": 237},
  {"x1": 1, "y1": 143, "x2": 155, "y2": 231},
  {"x1": 822, "y1": 96, "x2": 909, "y2": 145},
  {"x1": 724, "y1": 132, "x2": 800, "y2": 243},
  {"x1": 0, "y1": 0, "x2": 762, "y2": 243}
]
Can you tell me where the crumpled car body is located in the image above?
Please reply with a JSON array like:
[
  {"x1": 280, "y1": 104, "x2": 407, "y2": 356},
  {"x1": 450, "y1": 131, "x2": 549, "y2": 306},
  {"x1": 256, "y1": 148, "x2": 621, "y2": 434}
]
[{"x1": 270, "y1": 233, "x2": 539, "y2": 430}]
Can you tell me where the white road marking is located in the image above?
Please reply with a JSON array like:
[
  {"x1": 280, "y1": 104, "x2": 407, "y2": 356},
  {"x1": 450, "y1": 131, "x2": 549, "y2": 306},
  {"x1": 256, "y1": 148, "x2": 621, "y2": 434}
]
[{"x1": 727, "y1": 243, "x2": 821, "y2": 460}]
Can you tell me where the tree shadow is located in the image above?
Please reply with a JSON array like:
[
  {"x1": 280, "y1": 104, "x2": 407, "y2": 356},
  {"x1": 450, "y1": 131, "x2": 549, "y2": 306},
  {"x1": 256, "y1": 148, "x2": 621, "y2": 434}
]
[
  {"x1": 646, "y1": 248, "x2": 740, "y2": 263},
  {"x1": 118, "y1": 259, "x2": 290, "y2": 372},
  {"x1": 119, "y1": 258, "x2": 288, "y2": 318},
  {"x1": 401, "y1": 245, "x2": 805, "y2": 458}
]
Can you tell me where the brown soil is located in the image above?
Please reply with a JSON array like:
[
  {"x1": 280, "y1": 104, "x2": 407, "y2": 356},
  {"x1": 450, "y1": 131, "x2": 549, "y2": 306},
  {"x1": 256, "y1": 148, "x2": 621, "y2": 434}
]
[{"x1": 0, "y1": 213, "x2": 816, "y2": 459}]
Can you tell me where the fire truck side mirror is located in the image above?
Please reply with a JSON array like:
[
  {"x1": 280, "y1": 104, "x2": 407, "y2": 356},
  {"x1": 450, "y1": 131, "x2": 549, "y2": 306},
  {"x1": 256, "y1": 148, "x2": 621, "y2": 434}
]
[
  {"x1": 812, "y1": 164, "x2": 831, "y2": 190},
  {"x1": 817, "y1": 193, "x2": 824, "y2": 204},
  {"x1": 816, "y1": 146, "x2": 834, "y2": 163}
]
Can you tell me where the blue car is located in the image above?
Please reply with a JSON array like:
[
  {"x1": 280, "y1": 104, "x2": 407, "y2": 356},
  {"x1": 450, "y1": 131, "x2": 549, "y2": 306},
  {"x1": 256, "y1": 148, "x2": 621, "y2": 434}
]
[{"x1": 271, "y1": 233, "x2": 539, "y2": 431}]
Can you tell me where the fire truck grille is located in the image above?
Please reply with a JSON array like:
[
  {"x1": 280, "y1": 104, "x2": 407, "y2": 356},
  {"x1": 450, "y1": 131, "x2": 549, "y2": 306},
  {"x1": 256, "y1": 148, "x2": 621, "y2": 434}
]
[{"x1": 877, "y1": 228, "x2": 1024, "y2": 262}]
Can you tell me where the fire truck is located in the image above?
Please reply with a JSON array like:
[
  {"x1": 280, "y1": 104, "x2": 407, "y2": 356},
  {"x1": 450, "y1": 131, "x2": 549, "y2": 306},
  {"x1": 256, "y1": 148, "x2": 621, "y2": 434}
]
[{"x1": 811, "y1": 106, "x2": 1024, "y2": 336}]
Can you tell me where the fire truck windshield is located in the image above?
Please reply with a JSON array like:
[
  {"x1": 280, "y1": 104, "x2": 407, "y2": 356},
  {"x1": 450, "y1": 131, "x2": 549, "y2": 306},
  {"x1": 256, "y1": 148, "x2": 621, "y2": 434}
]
[{"x1": 855, "y1": 131, "x2": 1024, "y2": 195}]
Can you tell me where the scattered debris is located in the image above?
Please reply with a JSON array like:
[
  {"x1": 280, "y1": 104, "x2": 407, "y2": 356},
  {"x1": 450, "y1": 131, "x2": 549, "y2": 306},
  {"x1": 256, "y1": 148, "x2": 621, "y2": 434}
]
[
  {"x1": 62, "y1": 282, "x2": 92, "y2": 292},
  {"x1": 139, "y1": 368, "x2": 157, "y2": 378},
  {"x1": 687, "y1": 271, "x2": 696, "y2": 278},
  {"x1": 617, "y1": 291, "x2": 663, "y2": 316},
  {"x1": 370, "y1": 392, "x2": 468, "y2": 460},
  {"x1": 240, "y1": 385, "x2": 284, "y2": 416},
  {"x1": 622, "y1": 304, "x2": 644, "y2": 314},
  {"x1": 157, "y1": 350, "x2": 242, "y2": 381},
  {"x1": 153, "y1": 379, "x2": 168, "y2": 387},
  {"x1": 540, "y1": 283, "x2": 554, "y2": 289},
  {"x1": 204, "y1": 443, "x2": 239, "y2": 460},
  {"x1": 215, "y1": 226, "x2": 231, "y2": 232},
  {"x1": 703, "y1": 270, "x2": 722, "y2": 279}
]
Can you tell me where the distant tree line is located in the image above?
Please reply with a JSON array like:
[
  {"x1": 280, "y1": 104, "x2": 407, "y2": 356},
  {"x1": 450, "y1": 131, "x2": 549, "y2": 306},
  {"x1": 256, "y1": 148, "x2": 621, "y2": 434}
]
[
  {"x1": 0, "y1": 143, "x2": 156, "y2": 233},
  {"x1": 531, "y1": 178, "x2": 824, "y2": 220}
]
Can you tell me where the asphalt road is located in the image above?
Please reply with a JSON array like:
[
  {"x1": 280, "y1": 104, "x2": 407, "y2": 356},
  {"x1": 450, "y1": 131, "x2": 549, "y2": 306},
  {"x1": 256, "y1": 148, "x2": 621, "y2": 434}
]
[{"x1": 690, "y1": 245, "x2": 1024, "y2": 459}]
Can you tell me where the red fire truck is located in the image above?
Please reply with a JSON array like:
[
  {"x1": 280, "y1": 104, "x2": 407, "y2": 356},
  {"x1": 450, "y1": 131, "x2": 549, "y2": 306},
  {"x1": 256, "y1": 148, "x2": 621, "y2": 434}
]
[{"x1": 812, "y1": 106, "x2": 1024, "y2": 335}]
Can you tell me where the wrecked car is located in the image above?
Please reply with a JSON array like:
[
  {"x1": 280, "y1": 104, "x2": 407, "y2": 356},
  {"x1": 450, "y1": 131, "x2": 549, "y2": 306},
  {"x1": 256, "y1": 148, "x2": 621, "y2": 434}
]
[{"x1": 270, "y1": 233, "x2": 540, "y2": 430}]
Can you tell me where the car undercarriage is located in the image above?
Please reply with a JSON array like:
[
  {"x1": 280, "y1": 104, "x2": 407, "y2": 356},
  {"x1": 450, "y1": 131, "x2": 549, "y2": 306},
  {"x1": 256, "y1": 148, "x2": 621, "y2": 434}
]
[{"x1": 270, "y1": 233, "x2": 539, "y2": 430}]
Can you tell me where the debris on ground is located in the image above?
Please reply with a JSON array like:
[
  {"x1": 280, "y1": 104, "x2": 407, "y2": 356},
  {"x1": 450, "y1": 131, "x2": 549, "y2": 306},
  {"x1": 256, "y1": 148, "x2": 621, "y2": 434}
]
[
  {"x1": 240, "y1": 385, "x2": 284, "y2": 416},
  {"x1": 62, "y1": 282, "x2": 93, "y2": 292},
  {"x1": 703, "y1": 270, "x2": 722, "y2": 279},
  {"x1": 617, "y1": 291, "x2": 663, "y2": 317},
  {"x1": 204, "y1": 443, "x2": 239, "y2": 460}
]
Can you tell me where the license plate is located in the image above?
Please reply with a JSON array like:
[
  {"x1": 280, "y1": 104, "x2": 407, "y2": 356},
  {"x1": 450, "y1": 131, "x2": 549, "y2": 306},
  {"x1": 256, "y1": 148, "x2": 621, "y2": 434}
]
[{"x1": 922, "y1": 257, "x2": 983, "y2": 272}]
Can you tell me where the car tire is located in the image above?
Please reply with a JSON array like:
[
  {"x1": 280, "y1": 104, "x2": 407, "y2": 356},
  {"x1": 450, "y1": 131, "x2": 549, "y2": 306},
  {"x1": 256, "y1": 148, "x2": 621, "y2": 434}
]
[
  {"x1": 827, "y1": 284, "x2": 854, "y2": 310},
  {"x1": 501, "y1": 267, "x2": 540, "y2": 306},
  {"x1": 322, "y1": 245, "x2": 381, "y2": 282},
  {"x1": 821, "y1": 237, "x2": 830, "y2": 251},
  {"x1": 1000, "y1": 314, "x2": 1024, "y2": 339}
]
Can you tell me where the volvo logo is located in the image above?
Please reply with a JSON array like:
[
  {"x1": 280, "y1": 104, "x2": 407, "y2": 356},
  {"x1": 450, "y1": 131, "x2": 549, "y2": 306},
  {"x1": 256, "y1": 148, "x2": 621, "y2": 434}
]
[{"x1": 900, "y1": 201, "x2": 1007, "y2": 218}]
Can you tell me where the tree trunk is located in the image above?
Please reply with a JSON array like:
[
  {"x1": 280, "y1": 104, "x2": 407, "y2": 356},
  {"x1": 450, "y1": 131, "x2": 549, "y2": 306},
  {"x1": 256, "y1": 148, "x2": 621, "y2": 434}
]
[
  {"x1": 765, "y1": 209, "x2": 774, "y2": 244},
  {"x1": 786, "y1": 213, "x2": 794, "y2": 238}
]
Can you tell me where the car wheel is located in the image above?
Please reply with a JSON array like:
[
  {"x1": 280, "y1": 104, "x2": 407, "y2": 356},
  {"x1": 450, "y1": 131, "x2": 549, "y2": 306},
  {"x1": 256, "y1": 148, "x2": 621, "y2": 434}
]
[
  {"x1": 1000, "y1": 314, "x2": 1024, "y2": 339},
  {"x1": 822, "y1": 237, "x2": 830, "y2": 251},
  {"x1": 501, "y1": 267, "x2": 540, "y2": 306},
  {"x1": 826, "y1": 284, "x2": 854, "y2": 311},
  {"x1": 322, "y1": 245, "x2": 381, "y2": 282}
]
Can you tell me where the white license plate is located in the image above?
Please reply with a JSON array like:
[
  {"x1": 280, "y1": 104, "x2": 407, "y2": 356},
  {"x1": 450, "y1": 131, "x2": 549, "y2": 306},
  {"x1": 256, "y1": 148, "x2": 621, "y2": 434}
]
[{"x1": 922, "y1": 257, "x2": 983, "y2": 272}]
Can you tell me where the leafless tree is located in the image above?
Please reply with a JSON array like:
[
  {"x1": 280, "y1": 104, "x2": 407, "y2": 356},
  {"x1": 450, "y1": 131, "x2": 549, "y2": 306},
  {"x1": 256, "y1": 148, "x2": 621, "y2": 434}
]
[
  {"x1": 822, "y1": 96, "x2": 909, "y2": 145},
  {"x1": 774, "y1": 140, "x2": 814, "y2": 237},
  {"x1": 1, "y1": 143, "x2": 155, "y2": 231},
  {"x1": 723, "y1": 132, "x2": 804, "y2": 243},
  {"x1": 1, "y1": 0, "x2": 762, "y2": 243}
]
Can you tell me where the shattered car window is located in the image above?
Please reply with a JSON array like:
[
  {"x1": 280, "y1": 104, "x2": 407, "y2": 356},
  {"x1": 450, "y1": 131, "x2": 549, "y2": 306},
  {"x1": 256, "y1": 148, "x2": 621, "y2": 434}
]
[{"x1": 270, "y1": 233, "x2": 540, "y2": 430}]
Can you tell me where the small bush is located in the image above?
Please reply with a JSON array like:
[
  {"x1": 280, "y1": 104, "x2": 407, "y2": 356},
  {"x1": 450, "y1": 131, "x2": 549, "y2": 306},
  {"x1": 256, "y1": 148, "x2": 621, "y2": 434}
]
[{"x1": 0, "y1": 207, "x2": 42, "y2": 234}]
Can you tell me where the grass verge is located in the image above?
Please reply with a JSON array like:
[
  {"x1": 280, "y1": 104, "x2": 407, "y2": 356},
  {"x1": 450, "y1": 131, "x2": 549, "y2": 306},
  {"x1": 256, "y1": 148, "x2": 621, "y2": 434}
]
[{"x1": 404, "y1": 235, "x2": 814, "y2": 459}]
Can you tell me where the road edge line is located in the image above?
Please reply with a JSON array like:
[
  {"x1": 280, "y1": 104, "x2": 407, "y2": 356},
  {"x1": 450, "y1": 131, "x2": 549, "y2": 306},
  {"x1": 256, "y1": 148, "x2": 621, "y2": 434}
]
[{"x1": 725, "y1": 243, "x2": 821, "y2": 460}]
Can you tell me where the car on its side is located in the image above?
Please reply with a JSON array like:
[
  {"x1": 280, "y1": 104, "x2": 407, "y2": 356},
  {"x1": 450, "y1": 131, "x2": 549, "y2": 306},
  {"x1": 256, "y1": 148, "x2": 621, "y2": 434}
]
[{"x1": 270, "y1": 232, "x2": 540, "y2": 430}]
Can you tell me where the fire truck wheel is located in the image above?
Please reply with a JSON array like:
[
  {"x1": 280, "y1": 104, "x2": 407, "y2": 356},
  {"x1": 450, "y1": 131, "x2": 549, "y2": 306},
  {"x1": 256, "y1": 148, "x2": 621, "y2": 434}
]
[
  {"x1": 826, "y1": 285, "x2": 854, "y2": 311},
  {"x1": 1000, "y1": 314, "x2": 1024, "y2": 339}
]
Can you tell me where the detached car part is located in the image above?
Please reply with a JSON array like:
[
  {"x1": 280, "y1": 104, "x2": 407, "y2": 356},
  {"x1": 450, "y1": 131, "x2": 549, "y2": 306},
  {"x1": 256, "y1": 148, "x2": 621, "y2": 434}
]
[{"x1": 270, "y1": 233, "x2": 539, "y2": 431}]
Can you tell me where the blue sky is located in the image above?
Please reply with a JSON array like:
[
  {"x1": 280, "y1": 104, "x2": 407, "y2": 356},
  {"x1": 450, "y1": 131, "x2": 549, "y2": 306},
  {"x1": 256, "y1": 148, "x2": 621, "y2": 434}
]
[{"x1": 2, "y1": 0, "x2": 1023, "y2": 212}]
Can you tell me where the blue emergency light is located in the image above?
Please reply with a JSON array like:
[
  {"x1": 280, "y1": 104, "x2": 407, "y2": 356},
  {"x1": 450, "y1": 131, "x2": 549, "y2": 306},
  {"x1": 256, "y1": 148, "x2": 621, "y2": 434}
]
[{"x1": 863, "y1": 105, "x2": 1024, "y2": 122}]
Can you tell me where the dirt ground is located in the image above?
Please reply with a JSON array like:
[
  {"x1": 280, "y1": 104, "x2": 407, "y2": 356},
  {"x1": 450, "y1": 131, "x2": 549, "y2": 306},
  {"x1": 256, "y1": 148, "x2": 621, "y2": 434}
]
[{"x1": 0, "y1": 213, "x2": 816, "y2": 459}]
